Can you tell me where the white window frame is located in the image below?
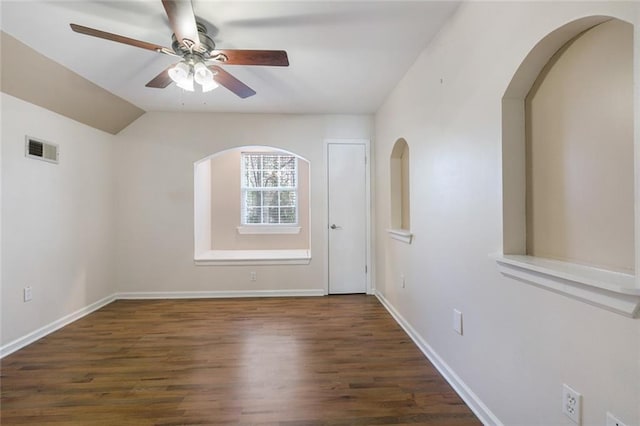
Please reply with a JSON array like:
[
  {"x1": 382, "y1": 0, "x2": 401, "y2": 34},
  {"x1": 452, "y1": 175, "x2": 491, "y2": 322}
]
[{"x1": 239, "y1": 152, "x2": 299, "y2": 234}]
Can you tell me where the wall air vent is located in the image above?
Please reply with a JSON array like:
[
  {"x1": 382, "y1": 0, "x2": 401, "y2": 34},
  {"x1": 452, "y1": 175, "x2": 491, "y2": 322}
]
[{"x1": 25, "y1": 136, "x2": 59, "y2": 164}]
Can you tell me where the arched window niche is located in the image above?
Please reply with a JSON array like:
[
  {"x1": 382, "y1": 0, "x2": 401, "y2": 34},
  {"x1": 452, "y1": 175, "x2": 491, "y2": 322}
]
[
  {"x1": 496, "y1": 16, "x2": 640, "y2": 317},
  {"x1": 387, "y1": 138, "x2": 413, "y2": 244},
  {"x1": 194, "y1": 146, "x2": 311, "y2": 265}
]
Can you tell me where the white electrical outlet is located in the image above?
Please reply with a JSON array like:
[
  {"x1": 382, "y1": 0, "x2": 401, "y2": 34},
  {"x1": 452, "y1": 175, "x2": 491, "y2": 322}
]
[
  {"x1": 453, "y1": 309, "x2": 463, "y2": 335},
  {"x1": 606, "y1": 412, "x2": 628, "y2": 426},
  {"x1": 400, "y1": 274, "x2": 405, "y2": 288},
  {"x1": 23, "y1": 286, "x2": 32, "y2": 302},
  {"x1": 562, "y1": 384, "x2": 582, "y2": 424},
  {"x1": 250, "y1": 272, "x2": 257, "y2": 282}
]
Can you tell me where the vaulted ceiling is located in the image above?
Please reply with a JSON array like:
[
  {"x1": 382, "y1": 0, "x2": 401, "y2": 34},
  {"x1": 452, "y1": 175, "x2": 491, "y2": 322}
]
[{"x1": 1, "y1": 1, "x2": 459, "y2": 115}]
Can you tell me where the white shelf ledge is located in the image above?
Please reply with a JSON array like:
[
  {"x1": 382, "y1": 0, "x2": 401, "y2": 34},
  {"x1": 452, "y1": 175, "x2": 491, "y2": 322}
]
[
  {"x1": 195, "y1": 249, "x2": 311, "y2": 266},
  {"x1": 387, "y1": 229, "x2": 413, "y2": 244},
  {"x1": 492, "y1": 254, "x2": 640, "y2": 318}
]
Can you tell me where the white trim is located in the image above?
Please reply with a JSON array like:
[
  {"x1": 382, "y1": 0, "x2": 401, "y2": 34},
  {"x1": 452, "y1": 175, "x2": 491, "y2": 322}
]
[
  {"x1": 324, "y1": 138, "x2": 372, "y2": 295},
  {"x1": 387, "y1": 228, "x2": 413, "y2": 244},
  {"x1": 375, "y1": 291, "x2": 503, "y2": 426},
  {"x1": 116, "y1": 289, "x2": 325, "y2": 299},
  {"x1": 0, "y1": 294, "x2": 116, "y2": 358},
  {"x1": 492, "y1": 254, "x2": 640, "y2": 318},
  {"x1": 194, "y1": 249, "x2": 311, "y2": 266},
  {"x1": 237, "y1": 225, "x2": 301, "y2": 235}
]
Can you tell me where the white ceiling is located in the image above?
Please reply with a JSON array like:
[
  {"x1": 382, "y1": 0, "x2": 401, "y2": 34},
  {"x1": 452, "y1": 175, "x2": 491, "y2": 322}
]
[{"x1": 1, "y1": 1, "x2": 459, "y2": 114}]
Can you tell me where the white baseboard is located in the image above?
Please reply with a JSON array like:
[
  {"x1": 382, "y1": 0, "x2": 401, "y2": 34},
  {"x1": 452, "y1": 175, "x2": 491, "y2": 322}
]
[
  {"x1": 375, "y1": 290, "x2": 502, "y2": 426},
  {"x1": 1, "y1": 289, "x2": 325, "y2": 358},
  {"x1": 115, "y1": 289, "x2": 325, "y2": 299},
  {"x1": 0, "y1": 294, "x2": 116, "y2": 358}
]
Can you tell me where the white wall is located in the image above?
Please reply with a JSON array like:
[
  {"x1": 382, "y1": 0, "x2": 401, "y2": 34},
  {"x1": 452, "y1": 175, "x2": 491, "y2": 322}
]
[
  {"x1": 1, "y1": 93, "x2": 115, "y2": 346},
  {"x1": 114, "y1": 112, "x2": 372, "y2": 294},
  {"x1": 374, "y1": 2, "x2": 640, "y2": 426}
]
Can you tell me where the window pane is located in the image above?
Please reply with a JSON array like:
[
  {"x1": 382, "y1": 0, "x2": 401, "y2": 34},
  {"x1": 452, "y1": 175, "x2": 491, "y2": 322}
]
[
  {"x1": 279, "y1": 191, "x2": 296, "y2": 206},
  {"x1": 279, "y1": 170, "x2": 296, "y2": 187},
  {"x1": 280, "y1": 207, "x2": 296, "y2": 223},
  {"x1": 263, "y1": 171, "x2": 278, "y2": 187},
  {"x1": 243, "y1": 154, "x2": 255, "y2": 170},
  {"x1": 245, "y1": 170, "x2": 261, "y2": 187},
  {"x1": 245, "y1": 207, "x2": 262, "y2": 224},
  {"x1": 245, "y1": 155, "x2": 260, "y2": 169},
  {"x1": 245, "y1": 191, "x2": 262, "y2": 207},
  {"x1": 280, "y1": 156, "x2": 295, "y2": 171},
  {"x1": 263, "y1": 191, "x2": 278, "y2": 207},
  {"x1": 263, "y1": 155, "x2": 278, "y2": 170},
  {"x1": 266, "y1": 207, "x2": 280, "y2": 223}
]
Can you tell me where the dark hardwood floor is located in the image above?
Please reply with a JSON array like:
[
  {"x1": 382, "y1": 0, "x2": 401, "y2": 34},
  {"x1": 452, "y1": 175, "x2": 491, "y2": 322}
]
[{"x1": 1, "y1": 295, "x2": 480, "y2": 425}]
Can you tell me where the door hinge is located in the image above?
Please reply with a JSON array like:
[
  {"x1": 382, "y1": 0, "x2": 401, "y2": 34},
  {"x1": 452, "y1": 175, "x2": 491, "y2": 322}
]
[
  {"x1": 365, "y1": 265, "x2": 368, "y2": 273},
  {"x1": 364, "y1": 155, "x2": 367, "y2": 164}
]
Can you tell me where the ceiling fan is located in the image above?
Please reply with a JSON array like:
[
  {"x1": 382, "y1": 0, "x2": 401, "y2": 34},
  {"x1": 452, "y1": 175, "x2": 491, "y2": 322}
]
[{"x1": 70, "y1": 0, "x2": 289, "y2": 98}]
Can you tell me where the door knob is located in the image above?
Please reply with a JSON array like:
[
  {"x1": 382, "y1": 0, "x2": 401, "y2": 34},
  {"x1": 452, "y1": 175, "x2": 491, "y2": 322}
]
[{"x1": 330, "y1": 224, "x2": 342, "y2": 229}]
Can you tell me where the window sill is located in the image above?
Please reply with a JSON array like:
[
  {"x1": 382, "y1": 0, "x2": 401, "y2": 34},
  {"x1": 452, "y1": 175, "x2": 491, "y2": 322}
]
[
  {"x1": 237, "y1": 225, "x2": 301, "y2": 235},
  {"x1": 492, "y1": 254, "x2": 640, "y2": 317},
  {"x1": 195, "y1": 249, "x2": 311, "y2": 266},
  {"x1": 387, "y1": 229, "x2": 413, "y2": 244}
]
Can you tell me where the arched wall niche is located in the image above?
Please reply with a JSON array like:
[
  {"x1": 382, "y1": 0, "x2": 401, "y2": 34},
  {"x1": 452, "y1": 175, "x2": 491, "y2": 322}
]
[
  {"x1": 388, "y1": 138, "x2": 413, "y2": 244},
  {"x1": 502, "y1": 15, "x2": 616, "y2": 255},
  {"x1": 497, "y1": 15, "x2": 640, "y2": 317},
  {"x1": 526, "y1": 19, "x2": 634, "y2": 272},
  {"x1": 194, "y1": 145, "x2": 311, "y2": 265}
]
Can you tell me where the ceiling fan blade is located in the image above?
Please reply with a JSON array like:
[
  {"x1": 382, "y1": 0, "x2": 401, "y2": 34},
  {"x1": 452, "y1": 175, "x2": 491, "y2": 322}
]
[
  {"x1": 210, "y1": 65, "x2": 256, "y2": 99},
  {"x1": 162, "y1": 0, "x2": 200, "y2": 50},
  {"x1": 212, "y1": 49, "x2": 289, "y2": 66},
  {"x1": 145, "y1": 64, "x2": 176, "y2": 88},
  {"x1": 70, "y1": 23, "x2": 178, "y2": 57}
]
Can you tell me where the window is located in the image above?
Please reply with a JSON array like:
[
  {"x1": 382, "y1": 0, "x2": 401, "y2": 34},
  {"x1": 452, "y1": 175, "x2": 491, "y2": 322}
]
[{"x1": 241, "y1": 152, "x2": 298, "y2": 225}]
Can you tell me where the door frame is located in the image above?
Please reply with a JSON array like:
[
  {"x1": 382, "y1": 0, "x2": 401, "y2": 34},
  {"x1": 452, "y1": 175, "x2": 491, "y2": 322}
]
[{"x1": 324, "y1": 138, "x2": 372, "y2": 295}]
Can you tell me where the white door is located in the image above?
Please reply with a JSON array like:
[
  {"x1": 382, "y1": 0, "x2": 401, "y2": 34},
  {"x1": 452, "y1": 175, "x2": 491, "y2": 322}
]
[{"x1": 327, "y1": 143, "x2": 367, "y2": 294}]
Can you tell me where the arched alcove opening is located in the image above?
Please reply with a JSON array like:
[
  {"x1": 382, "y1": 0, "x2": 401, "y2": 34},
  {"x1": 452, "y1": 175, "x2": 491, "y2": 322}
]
[
  {"x1": 388, "y1": 138, "x2": 412, "y2": 244},
  {"x1": 526, "y1": 19, "x2": 634, "y2": 272},
  {"x1": 497, "y1": 16, "x2": 640, "y2": 317},
  {"x1": 194, "y1": 146, "x2": 311, "y2": 265}
]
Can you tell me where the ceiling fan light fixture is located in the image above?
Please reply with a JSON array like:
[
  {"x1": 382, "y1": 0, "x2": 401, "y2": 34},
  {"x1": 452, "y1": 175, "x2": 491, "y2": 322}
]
[
  {"x1": 193, "y1": 62, "x2": 211, "y2": 84},
  {"x1": 193, "y1": 62, "x2": 218, "y2": 92},
  {"x1": 168, "y1": 61, "x2": 191, "y2": 84},
  {"x1": 201, "y1": 78, "x2": 219, "y2": 93},
  {"x1": 176, "y1": 72, "x2": 195, "y2": 92}
]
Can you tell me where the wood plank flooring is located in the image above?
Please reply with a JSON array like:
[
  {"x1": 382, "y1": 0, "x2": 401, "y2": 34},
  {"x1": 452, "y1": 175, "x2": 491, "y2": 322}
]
[{"x1": 1, "y1": 295, "x2": 480, "y2": 425}]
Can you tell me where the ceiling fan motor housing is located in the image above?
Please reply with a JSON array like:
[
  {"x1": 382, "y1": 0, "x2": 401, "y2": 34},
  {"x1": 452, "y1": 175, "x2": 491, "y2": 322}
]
[{"x1": 171, "y1": 22, "x2": 215, "y2": 57}]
